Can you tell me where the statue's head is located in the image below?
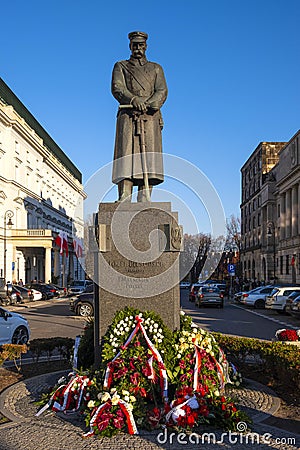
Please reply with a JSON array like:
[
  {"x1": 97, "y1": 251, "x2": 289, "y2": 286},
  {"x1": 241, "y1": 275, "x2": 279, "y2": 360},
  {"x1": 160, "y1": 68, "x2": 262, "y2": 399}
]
[{"x1": 128, "y1": 31, "x2": 148, "y2": 59}]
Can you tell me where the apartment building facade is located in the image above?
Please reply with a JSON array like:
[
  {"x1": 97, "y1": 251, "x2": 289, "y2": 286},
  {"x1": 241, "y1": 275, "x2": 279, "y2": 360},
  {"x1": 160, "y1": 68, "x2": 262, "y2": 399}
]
[
  {"x1": 241, "y1": 131, "x2": 300, "y2": 284},
  {"x1": 0, "y1": 78, "x2": 86, "y2": 285}
]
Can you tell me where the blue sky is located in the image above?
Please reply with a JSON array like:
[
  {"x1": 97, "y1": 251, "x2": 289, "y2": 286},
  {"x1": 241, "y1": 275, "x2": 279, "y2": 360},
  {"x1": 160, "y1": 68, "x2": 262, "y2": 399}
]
[{"x1": 1, "y1": 0, "x2": 300, "y2": 233}]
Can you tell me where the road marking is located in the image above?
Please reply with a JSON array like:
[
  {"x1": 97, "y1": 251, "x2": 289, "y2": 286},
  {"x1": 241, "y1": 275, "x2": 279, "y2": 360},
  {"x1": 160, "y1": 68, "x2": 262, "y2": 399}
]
[{"x1": 231, "y1": 304, "x2": 299, "y2": 330}]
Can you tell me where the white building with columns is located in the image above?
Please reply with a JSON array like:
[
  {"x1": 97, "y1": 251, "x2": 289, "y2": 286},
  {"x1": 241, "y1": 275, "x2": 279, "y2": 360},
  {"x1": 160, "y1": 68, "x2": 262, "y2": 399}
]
[
  {"x1": 0, "y1": 78, "x2": 86, "y2": 285},
  {"x1": 240, "y1": 131, "x2": 300, "y2": 284}
]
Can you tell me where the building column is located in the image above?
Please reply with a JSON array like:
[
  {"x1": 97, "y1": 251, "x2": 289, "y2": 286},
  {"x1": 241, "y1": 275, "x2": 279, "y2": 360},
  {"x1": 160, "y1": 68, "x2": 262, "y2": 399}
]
[
  {"x1": 45, "y1": 247, "x2": 52, "y2": 283},
  {"x1": 280, "y1": 193, "x2": 286, "y2": 240},
  {"x1": 53, "y1": 249, "x2": 60, "y2": 278},
  {"x1": 292, "y1": 184, "x2": 298, "y2": 236},
  {"x1": 285, "y1": 189, "x2": 291, "y2": 239}
]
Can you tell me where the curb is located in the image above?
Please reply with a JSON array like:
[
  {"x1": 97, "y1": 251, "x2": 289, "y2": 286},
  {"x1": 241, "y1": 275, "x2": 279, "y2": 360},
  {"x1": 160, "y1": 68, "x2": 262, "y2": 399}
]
[{"x1": 0, "y1": 370, "x2": 68, "y2": 423}]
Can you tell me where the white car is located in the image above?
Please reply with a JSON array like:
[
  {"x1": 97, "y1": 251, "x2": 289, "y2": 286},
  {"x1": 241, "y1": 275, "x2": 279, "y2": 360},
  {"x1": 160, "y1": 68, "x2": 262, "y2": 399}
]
[
  {"x1": 67, "y1": 280, "x2": 93, "y2": 296},
  {"x1": 31, "y1": 288, "x2": 43, "y2": 301},
  {"x1": 0, "y1": 306, "x2": 30, "y2": 344},
  {"x1": 265, "y1": 286, "x2": 300, "y2": 313},
  {"x1": 239, "y1": 286, "x2": 274, "y2": 309}
]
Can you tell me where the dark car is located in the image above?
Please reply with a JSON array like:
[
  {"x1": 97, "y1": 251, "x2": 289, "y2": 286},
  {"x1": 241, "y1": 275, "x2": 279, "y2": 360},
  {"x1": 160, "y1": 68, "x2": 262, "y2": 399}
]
[
  {"x1": 13, "y1": 285, "x2": 34, "y2": 302},
  {"x1": 70, "y1": 292, "x2": 94, "y2": 317},
  {"x1": 189, "y1": 283, "x2": 202, "y2": 302},
  {"x1": 213, "y1": 283, "x2": 229, "y2": 297},
  {"x1": 26, "y1": 283, "x2": 55, "y2": 300},
  {"x1": 286, "y1": 293, "x2": 300, "y2": 318},
  {"x1": 47, "y1": 284, "x2": 66, "y2": 298},
  {"x1": 195, "y1": 286, "x2": 224, "y2": 308},
  {"x1": 288, "y1": 297, "x2": 300, "y2": 319}
]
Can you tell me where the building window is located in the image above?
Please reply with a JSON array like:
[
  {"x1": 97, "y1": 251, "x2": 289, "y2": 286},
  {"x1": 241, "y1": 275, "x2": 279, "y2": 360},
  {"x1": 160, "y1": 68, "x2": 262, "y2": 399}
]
[
  {"x1": 286, "y1": 255, "x2": 289, "y2": 275},
  {"x1": 258, "y1": 213, "x2": 261, "y2": 226},
  {"x1": 280, "y1": 256, "x2": 283, "y2": 275},
  {"x1": 258, "y1": 196, "x2": 261, "y2": 207}
]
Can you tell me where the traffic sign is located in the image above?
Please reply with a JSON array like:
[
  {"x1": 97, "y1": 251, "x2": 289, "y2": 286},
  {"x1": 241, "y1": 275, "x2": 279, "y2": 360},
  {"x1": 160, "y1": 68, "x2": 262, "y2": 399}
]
[{"x1": 227, "y1": 263, "x2": 235, "y2": 275}]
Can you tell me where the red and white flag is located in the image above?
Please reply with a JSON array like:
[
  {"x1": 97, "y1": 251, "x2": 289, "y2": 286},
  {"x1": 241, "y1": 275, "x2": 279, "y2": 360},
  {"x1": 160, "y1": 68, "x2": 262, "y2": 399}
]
[
  {"x1": 55, "y1": 231, "x2": 69, "y2": 257},
  {"x1": 73, "y1": 237, "x2": 83, "y2": 258}
]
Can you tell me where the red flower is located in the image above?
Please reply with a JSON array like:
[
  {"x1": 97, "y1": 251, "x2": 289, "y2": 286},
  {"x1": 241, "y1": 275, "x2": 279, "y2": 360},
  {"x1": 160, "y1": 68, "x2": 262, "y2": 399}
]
[
  {"x1": 278, "y1": 329, "x2": 299, "y2": 341},
  {"x1": 179, "y1": 360, "x2": 186, "y2": 369},
  {"x1": 147, "y1": 407, "x2": 161, "y2": 427},
  {"x1": 129, "y1": 359, "x2": 136, "y2": 370},
  {"x1": 139, "y1": 387, "x2": 147, "y2": 397},
  {"x1": 177, "y1": 415, "x2": 187, "y2": 427},
  {"x1": 130, "y1": 372, "x2": 140, "y2": 385},
  {"x1": 186, "y1": 413, "x2": 195, "y2": 427},
  {"x1": 113, "y1": 416, "x2": 124, "y2": 429},
  {"x1": 116, "y1": 408, "x2": 124, "y2": 417},
  {"x1": 97, "y1": 418, "x2": 110, "y2": 431},
  {"x1": 142, "y1": 364, "x2": 152, "y2": 377}
]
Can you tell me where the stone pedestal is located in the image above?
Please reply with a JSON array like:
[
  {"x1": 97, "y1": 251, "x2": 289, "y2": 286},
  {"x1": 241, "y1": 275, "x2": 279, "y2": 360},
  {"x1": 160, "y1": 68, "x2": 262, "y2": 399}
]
[{"x1": 96, "y1": 202, "x2": 181, "y2": 337}]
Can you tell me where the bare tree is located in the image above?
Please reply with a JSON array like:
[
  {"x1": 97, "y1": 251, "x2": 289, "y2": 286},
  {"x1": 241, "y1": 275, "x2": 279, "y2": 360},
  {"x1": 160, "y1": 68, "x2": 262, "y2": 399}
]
[
  {"x1": 226, "y1": 215, "x2": 241, "y2": 253},
  {"x1": 225, "y1": 214, "x2": 241, "y2": 277},
  {"x1": 180, "y1": 233, "x2": 211, "y2": 283}
]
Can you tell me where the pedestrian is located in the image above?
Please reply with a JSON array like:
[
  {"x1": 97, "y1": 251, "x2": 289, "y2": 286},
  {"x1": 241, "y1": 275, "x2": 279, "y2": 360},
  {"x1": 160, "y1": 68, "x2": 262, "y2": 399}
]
[
  {"x1": 111, "y1": 31, "x2": 168, "y2": 202},
  {"x1": 18, "y1": 279, "x2": 23, "y2": 286}
]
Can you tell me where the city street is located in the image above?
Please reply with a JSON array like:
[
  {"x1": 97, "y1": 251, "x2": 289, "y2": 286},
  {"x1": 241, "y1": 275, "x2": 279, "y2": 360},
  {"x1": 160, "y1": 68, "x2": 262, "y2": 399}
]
[
  {"x1": 5, "y1": 289, "x2": 300, "y2": 342},
  {"x1": 180, "y1": 288, "x2": 300, "y2": 341},
  {"x1": 5, "y1": 298, "x2": 85, "y2": 340}
]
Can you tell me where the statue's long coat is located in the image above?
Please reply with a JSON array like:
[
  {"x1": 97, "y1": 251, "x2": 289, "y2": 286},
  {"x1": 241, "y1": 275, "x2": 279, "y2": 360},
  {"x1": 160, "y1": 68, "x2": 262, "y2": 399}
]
[{"x1": 111, "y1": 56, "x2": 168, "y2": 185}]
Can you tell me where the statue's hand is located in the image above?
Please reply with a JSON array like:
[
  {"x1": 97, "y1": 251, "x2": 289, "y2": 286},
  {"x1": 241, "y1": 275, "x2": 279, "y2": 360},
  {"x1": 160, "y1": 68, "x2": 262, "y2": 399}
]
[{"x1": 132, "y1": 97, "x2": 148, "y2": 112}]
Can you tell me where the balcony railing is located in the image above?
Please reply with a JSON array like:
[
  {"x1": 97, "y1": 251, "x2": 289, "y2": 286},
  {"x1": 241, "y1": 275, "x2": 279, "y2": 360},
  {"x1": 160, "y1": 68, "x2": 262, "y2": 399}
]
[{"x1": 11, "y1": 229, "x2": 53, "y2": 238}]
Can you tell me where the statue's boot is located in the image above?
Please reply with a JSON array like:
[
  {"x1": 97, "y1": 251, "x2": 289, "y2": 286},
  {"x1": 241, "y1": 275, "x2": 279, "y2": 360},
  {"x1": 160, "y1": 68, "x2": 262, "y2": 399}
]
[
  {"x1": 137, "y1": 185, "x2": 152, "y2": 202},
  {"x1": 118, "y1": 179, "x2": 133, "y2": 202}
]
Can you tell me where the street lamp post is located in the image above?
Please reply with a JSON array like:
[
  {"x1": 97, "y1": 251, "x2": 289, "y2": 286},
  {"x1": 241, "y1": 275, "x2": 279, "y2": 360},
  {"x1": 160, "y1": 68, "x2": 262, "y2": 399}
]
[
  {"x1": 267, "y1": 221, "x2": 276, "y2": 283},
  {"x1": 3, "y1": 210, "x2": 14, "y2": 283}
]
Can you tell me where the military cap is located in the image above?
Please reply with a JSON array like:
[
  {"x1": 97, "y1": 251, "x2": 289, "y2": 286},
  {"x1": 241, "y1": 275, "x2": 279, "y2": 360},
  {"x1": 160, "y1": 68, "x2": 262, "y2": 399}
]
[{"x1": 128, "y1": 31, "x2": 148, "y2": 42}]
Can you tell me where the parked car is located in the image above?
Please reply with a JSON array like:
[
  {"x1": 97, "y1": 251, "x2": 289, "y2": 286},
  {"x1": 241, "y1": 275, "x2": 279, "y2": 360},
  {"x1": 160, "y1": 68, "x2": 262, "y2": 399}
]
[
  {"x1": 13, "y1": 285, "x2": 34, "y2": 302},
  {"x1": 70, "y1": 292, "x2": 94, "y2": 317},
  {"x1": 212, "y1": 283, "x2": 229, "y2": 297},
  {"x1": 47, "y1": 284, "x2": 66, "y2": 298},
  {"x1": 0, "y1": 306, "x2": 30, "y2": 344},
  {"x1": 265, "y1": 286, "x2": 300, "y2": 313},
  {"x1": 233, "y1": 291, "x2": 244, "y2": 303},
  {"x1": 189, "y1": 283, "x2": 202, "y2": 302},
  {"x1": 238, "y1": 286, "x2": 274, "y2": 309},
  {"x1": 67, "y1": 280, "x2": 93, "y2": 296},
  {"x1": 286, "y1": 292, "x2": 300, "y2": 316},
  {"x1": 286, "y1": 294, "x2": 300, "y2": 319},
  {"x1": 0, "y1": 280, "x2": 19, "y2": 305},
  {"x1": 30, "y1": 288, "x2": 43, "y2": 301},
  {"x1": 180, "y1": 281, "x2": 190, "y2": 289},
  {"x1": 195, "y1": 286, "x2": 224, "y2": 308},
  {"x1": 53, "y1": 284, "x2": 67, "y2": 297},
  {"x1": 25, "y1": 283, "x2": 55, "y2": 300}
]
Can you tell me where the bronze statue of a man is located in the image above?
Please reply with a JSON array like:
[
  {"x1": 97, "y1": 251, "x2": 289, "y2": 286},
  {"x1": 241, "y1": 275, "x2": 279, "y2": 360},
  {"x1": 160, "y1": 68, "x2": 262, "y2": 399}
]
[{"x1": 111, "y1": 31, "x2": 168, "y2": 202}]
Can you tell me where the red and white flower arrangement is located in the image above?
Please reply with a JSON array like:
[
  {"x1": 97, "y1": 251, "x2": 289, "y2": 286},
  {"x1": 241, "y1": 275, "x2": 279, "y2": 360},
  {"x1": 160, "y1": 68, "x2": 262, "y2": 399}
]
[
  {"x1": 275, "y1": 328, "x2": 300, "y2": 342},
  {"x1": 36, "y1": 308, "x2": 249, "y2": 436}
]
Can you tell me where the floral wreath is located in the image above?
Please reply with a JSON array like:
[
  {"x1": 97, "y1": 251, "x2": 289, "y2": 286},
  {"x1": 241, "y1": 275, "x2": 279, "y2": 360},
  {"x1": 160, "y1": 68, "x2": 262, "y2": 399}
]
[{"x1": 36, "y1": 308, "x2": 249, "y2": 437}]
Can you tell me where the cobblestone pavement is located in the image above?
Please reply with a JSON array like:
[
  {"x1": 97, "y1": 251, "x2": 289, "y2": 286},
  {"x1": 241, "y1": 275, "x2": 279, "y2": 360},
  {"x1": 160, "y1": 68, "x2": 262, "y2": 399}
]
[{"x1": 0, "y1": 371, "x2": 299, "y2": 450}]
